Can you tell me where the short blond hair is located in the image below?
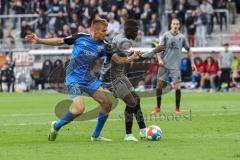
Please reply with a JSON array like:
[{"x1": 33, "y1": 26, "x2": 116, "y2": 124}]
[{"x1": 91, "y1": 18, "x2": 108, "y2": 27}]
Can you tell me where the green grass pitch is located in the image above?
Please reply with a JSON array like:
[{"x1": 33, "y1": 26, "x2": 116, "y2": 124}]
[{"x1": 0, "y1": 92, "x2": 240, "y2": 160}]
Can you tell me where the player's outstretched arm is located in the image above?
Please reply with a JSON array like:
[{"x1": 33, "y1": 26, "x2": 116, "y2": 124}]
[
  {"x1": 25, "y1": 33, "x2": 64, "y2": 46},
  {"x1": 141, "y1": 45, "x2": 165, "y2": 58},
  {"x1": 188, "y1": 49, "x2": 197, "y2": 71},
  {"x1": 111, "y1": 51, "x2": 141, "y2": 64}
]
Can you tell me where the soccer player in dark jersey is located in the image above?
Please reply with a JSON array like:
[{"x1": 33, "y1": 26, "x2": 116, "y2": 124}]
[
  {"x1": 26, "y1": 18, "x2": 113, "y2": 141},
  {"x1": 100, "y1": 19, "x2": 147, "y2": 141},
  {"x1": 142, "y1": 18, "x2": 196, "y2": 115}
]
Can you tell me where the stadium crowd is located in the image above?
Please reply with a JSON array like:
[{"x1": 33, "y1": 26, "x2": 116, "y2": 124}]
[{"x1": 0, "y1": 0, "x2": 240, "y2": 47}]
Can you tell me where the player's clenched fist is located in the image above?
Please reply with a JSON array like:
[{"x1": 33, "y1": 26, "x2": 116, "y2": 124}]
[{"x1": 25, "y1": 33, "x2": 40, "y2": 44}]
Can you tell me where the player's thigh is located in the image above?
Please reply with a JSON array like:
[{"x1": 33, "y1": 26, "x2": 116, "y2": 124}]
[
  {"x1": 92, "y1": 87, "x2": 112, "y2": 109},
  {"x1": 169, "y1": 69, "x2": 181, "y2": 84},
  {"x1": 157, "y1": 66, "x2": 169, "y2": 84},
  {"x1": 123, "y1": 90, "x2": 141, "y2": 107},
  {"x1": 157, "y1": 79, "x2": 167, "y2": 89},
  {"x1": 112, "y1": 77, "x2": 133, "y2": 99},
  {"x1": 173, "y1": 82, "x2": 181, "y2": 90},
  {"x1": 71, "y1": 96, "x2": 85, "y2": 114}
]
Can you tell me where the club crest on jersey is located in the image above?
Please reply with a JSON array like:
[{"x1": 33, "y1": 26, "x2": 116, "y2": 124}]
[{"x1": 175, "y1": 37, "x2": 181, "y2": 42}]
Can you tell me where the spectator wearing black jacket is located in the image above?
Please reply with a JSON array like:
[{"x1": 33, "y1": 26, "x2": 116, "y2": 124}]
[
  {"x1": 147, "y1": 13, "x2": 161, "y2": 36},
  {"x1": 186, "y1": 10, "x2": 197, "y2": 47},
  {"x1": 37, "y1": 10, "x2": 48, "y2": 38},
  {"x1": 217, "y1": 0, "x2": 227, "y2": 31},
  {"x1": 11, "y1": 0, "x2": 25, "y2": 29},
  {"x1": 54, "y1": 10, "x2": 67, "y2": 34},
  {"x1": 140, "y1": 3, "x2": 152, "y2": 34},
  {"x1": 0, "y1": 62, "x2": 15, "y2": 92},
  {"x1": 20, "y1": 20, "x2": 33, "y2": 44}
]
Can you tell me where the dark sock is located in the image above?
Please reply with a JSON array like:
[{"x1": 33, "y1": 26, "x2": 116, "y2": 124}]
[
  {"x1": 156, "y1": 88, "x2": 162, "y2": 108},
  {"x1": 134, "y1": 103, "x2": 146, "y2": 129},
  {"x1": 176, "y1": 89, "x2": 181, "y2": 109},
  {"x1": 124, "y1": 106, "x2": 134, "y2": 134}
]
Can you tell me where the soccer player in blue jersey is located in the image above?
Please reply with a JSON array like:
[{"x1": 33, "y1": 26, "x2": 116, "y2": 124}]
[{"x1": 26, "y1": 18, "x2": 113, "y2": 142}]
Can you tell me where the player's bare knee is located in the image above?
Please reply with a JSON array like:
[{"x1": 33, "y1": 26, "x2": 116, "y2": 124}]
[
  {"x1": 72, "y1": 105, "x2": 85, "y2": 115},
  {"x1": 135, "y1": 95, "x2": 140, "y2": 104},
  {"x1": 128, "y1": 98, "x2": 138, "y2": 107},
  {"x1": 101, "y1": 99, "x2": 112, "y2": 112}
]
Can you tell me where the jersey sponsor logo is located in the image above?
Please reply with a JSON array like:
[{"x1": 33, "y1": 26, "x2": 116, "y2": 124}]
[{"x1": 97, "y1": 45, "x2": 104, "y2": 53}]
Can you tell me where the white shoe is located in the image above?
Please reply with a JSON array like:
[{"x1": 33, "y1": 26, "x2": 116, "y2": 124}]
[
  {"x1": 124, "y1": 134, "x2": 138, "y2": 141},
  {"x1": 91, "y1": 136, "x2": 112, "y2": 142},
  {"x1": 48, "y1": 121, "x2": 58, "y2": 141}
]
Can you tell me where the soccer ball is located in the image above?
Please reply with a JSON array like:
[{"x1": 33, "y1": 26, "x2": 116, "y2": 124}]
[{"x1": 146, "y1": 125, "x2": 163, "y2": 141}]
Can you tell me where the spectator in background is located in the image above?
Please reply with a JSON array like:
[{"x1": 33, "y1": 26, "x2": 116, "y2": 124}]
[
  {"x1": 186, "y1": 10, "x2": 197, "y2": 47},
  {"x1": 110, "y1": 5, "x2": 119, "y2": 21},
  {"x1": 200, "y1": 0, "x2": 214, "y2": 37},
  {"x1": 174, "y1": 0, "x2": 189, "y2": 31},
  {"x1": 140, "y1": 3, "x2": 152, "y2": 34},
  {"x1": 20, "y1": 20, "x2": 32, "y2": 44},
  {"x1": 158, "y1": 0, "x2": 166, "y2": 20},
  {"x1": 200, "y1": 56, "x2": 219, "y2": 92},
  {"x1": 26, "y1": 0, "x2": 47, "y2": 14},
  {"x1": 37, "y1": 10, "x2": 48, "y2": 38},
  {"x1": 76, "y1": 0, "x2": 87, "y2": 21},
  {"x1": 51, "y1": 59, "x2": 64, "y2": 89},
  {"x1": 62, "y1": 24, "x2": 70, "y2": 37},
  {"x1": 0, "y1": 62, "x2": 15, "y2": 92},
  {"x1": 232, "y1": 56, "x2": 239, "y2": 87},
  {"x1": 217, "y1": 0, "x2": 227, "y2": 32},
  {"x1": 131, "y1": 0, "x2": 141, "y2": 19},
  {"x1": 147, "y1": 13, "x2": 161, "y2": 36},
  {"x1": 119, "y1": 16, "x2": 127, "y2": 33},
  {"x1": 4, "y1": 29, "x2": 15, "y2": 48},
  {"x1": 165, "y1": 0, "x2": 173, "y2": 11},
  {"x1": 196, "y1": 7, "x2": 207, "y2": 47},
  {"x1": 84, "y1": 0, "x2": 103, "y2": 25},
  {"x1": 69, "y1": 12, "x2": 79, "y2": 33},
  {"x1": 48, "y1": 0, "x2": 60, "y2": 14},
  {"x1": 212, "y1": 0, "x2": 220, "y2": 27},
  {"x1": 0, "y1": 0, "x2": 5, "y2": 26},
  {"x1": 77, "y1": 25, "x2": 90, "y2": 34},
  {"x1": 124, "y1": 0, "x2": 134, "y2": 17},
  {"x1": 99, "y1": 0, "x2": 112, "y2": 14},
  {"x1": 226, "y1": 0, "x2": 237, "y2": 24},
  {"x1": 60, "y1": 0, "x2": 70, "y2": 19},
  {"x1": 11, "y1": 0, "x2": 25, "y2": 29},
  {"x1": 188, "y1": 0, "x2": 200, "y2": 9},
  {"x1": 218, "y1": 43, "x2": 233, "y2": 91},
  {"x1": 0, "y1": 26, "x2": 3, "y2": 39},
  {"x1": 48, "y1": 0, "x2": 61, "y2": 32},
  {"x1": 107, "y1": 12, "x2": 120, "y2": 39},
  {"x1": 54, "y1": 10, "x2": 67, "y2": 34},
  {"x1": 42, "y1": 59, "x2": 53, "y2": 89},
  {"x1": 191, "y1": 57, "x2": 204, "y2": 88}
]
